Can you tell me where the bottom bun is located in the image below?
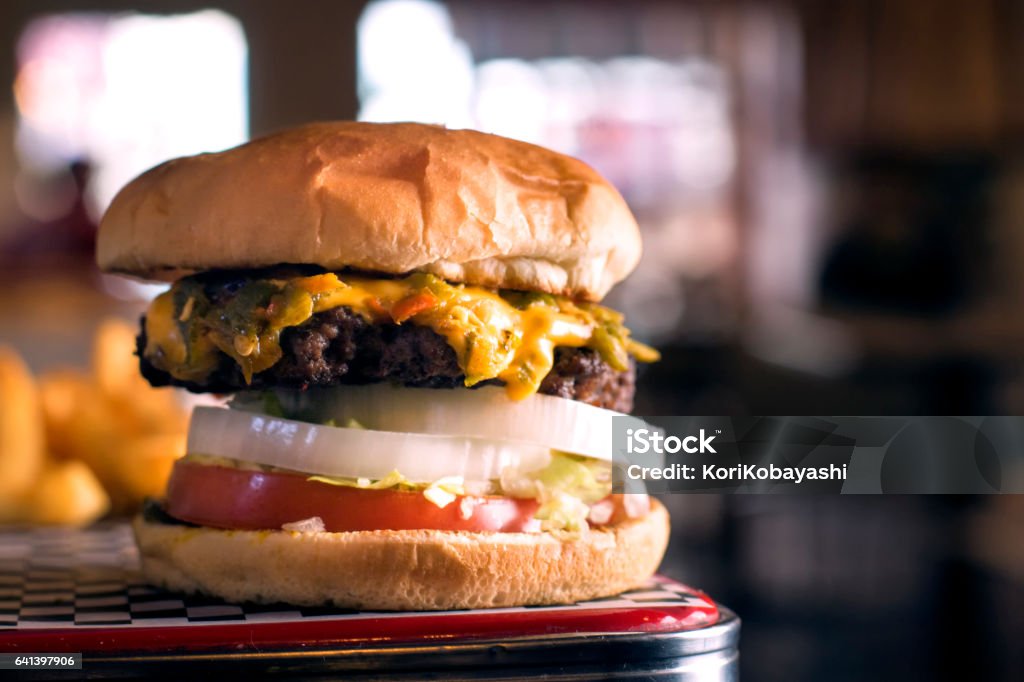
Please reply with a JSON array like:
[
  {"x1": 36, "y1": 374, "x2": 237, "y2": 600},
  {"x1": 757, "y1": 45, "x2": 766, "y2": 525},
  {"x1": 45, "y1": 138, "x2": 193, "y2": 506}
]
[{"x1": 132, "y1": 500, "x2": 670, "y2": 610}]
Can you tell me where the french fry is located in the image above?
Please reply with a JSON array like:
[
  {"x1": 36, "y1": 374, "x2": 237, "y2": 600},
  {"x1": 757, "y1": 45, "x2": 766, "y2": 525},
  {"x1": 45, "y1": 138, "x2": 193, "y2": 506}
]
[
  {"x1": 0, "y1": 491, "x2": 32, "y2": 523},
  {"x1": 92, "y1": 319, "x2": 188, "y2": 437},
  {"x1": 27, "y1": 460, "x2": 110, "y2": 526},
  {"x1": 0, "y1": 347, "x2": 45, "y2": 500},
  {"x1": 92, "y1": 319, "x2": 140, "y2": 400},
  {"x1": 1, "y1": 319, "x2": 188, "y2": 526},
  {"x1": 108, "y1": 433, "x2": 186, "y2": 512},
  {"x1": 57, "y1": 396, "x2": 127, "y2": 504},
  {"x1": 38, "y1": 370, "x2": 93, "y2": 460}
]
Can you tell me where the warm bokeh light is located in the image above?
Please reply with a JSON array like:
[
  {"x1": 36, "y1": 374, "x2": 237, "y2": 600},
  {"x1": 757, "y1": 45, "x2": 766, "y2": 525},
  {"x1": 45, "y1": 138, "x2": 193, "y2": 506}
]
[
  {"x1": 358, "y1": 0, "x2": 473, "y2": 127},
  {"x1": 14, "y1": 10, "x2": 247, "y2": 215}
]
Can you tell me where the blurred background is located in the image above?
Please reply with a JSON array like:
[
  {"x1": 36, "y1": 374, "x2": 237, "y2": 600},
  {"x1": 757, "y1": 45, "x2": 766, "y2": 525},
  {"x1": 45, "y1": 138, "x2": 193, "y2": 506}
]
[{"x1": 1, "y1": 0, "x2": 1023, "y2": 679}]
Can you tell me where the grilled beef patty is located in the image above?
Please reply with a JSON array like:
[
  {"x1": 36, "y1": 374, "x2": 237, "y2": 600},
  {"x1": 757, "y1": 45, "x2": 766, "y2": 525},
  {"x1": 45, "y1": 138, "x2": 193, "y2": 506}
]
[{"x1": 138, "y1": 306, "x2": 636, "y2": 412}]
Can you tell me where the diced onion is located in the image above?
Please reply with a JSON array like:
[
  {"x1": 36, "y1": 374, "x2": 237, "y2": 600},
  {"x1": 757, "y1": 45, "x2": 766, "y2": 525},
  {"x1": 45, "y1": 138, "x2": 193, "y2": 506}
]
[
  {"x1": 622, "y1": 493, "x2": 651, "y2": 518},
  {"x1": 587, "y1": 499, "x2": 615, "y2": 525},
  {"x1": 232, "y1": 384, "x2": 649, "y2": 461},
  {"x1": 281, "y1": 517, "x2": 325, "y2": 532},
  {"x1": 422, "y1": 485, "x2": 457, "y2": 508},
  {"x1": 187, "y1": 406, "x2": 554, "y2": 483}
]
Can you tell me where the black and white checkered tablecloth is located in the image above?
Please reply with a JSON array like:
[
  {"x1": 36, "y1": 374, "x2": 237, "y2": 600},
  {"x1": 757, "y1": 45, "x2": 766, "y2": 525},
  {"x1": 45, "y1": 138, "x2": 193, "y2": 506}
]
[{"x1": 0, "y1": 523, "x2": 707, "y2": 630}]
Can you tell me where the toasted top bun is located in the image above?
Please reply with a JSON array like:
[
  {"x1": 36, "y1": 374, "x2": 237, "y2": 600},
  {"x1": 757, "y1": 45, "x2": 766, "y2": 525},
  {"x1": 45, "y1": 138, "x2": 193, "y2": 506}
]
[
  {"x1": 97, "y1": 122, "x2": 641, "y2": 301},
  {"x1": 132, "y1": 500, "x2": 670, "y2": 610}
]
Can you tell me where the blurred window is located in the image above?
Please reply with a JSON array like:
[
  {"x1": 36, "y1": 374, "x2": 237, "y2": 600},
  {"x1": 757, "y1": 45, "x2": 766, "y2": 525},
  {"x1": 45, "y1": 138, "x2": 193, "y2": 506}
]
[
  {"x1": 358, "y1": 0, "x2": 474, "y2": 128},
  {"x1": 357, "y1": 0, "x2": 739, "y2": 342},
  {"x1": 13, "y1": 10, "x2": 248, "y2": 218}
]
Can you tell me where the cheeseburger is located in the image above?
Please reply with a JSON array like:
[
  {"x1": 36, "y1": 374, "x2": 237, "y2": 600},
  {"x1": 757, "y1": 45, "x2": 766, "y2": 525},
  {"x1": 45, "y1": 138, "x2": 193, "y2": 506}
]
[{"x1": 97, "y1": 122, "x2": 668, "y2": 610}]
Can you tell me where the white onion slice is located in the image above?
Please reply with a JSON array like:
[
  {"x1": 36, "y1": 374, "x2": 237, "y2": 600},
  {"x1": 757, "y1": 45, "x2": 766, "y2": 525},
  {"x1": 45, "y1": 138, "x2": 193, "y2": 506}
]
[
  {"x1": 232, "y1": 384, "x2": 648, "y2": 461},
  {"x1": 187, "y1": 406, "x2": 553, "y2": 482}
]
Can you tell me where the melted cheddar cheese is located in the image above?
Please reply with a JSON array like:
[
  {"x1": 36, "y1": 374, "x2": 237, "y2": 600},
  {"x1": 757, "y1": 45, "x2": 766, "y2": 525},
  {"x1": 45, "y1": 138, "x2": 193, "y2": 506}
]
[{"x1": 144, "y1": 272, "x2": 658, "y2": 399}]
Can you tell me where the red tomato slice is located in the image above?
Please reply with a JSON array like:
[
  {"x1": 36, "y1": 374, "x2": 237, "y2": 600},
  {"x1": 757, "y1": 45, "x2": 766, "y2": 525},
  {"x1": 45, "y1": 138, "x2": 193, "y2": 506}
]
[{"x1": 164, "y1": 461, "x2": 542, "y2": 533}]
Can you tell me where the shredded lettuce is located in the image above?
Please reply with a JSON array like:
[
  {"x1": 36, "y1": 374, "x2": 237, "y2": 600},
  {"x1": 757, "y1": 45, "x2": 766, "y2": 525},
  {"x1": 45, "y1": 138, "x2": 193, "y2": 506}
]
[
  {"x1": 535, "y1": 491, "x2": 593, "y2": 533},
  {"x1": 188, "y1": 448, "x2": 613, "y2": 531},
  {"x1": 307, "y1": 470, "x2": 467, "y2": 509},
  {"x1": 322, "y1": 417, "x2": 364, "y2": 429},
  {"x1": 500, "y1": 453, "x2": 611, "y2": 503},
  {"x1": 308, "y1": 469, "x2": 414, "y2": 491},
  {"x1": 261, "y1": 390, "x2": 286, "y2": 418},
  {"x1": 533, "y1": 452, "x2": 611, "y2": 505},
  {"x1": 304, "y1": 453, "x2": 610, "y2": 529},
  {"x1": 499, "y1": 452, "x2": 612, "y2": 532},
  {"x1": 234, "y1": 391, "x2": 367, "y2": 427}
]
